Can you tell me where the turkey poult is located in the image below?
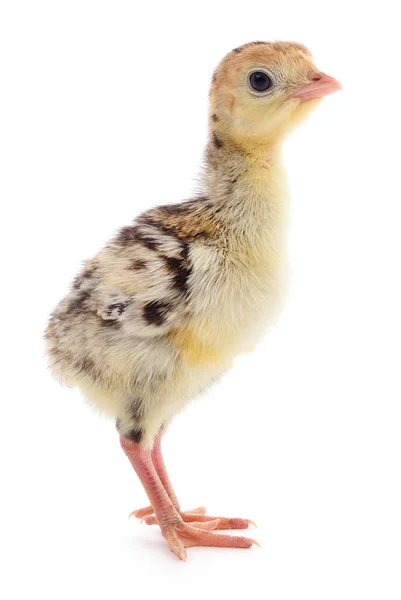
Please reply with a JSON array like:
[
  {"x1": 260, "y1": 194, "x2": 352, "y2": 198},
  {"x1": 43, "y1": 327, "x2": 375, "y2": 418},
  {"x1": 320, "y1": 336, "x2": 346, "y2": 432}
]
[{"x1": 45, "y1": 41, "x2": 341, "y2": 560}]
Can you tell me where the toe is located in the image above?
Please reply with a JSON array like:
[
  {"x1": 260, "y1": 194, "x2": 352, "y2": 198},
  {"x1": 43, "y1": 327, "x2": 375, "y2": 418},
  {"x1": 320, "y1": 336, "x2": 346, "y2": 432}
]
[
  {"x1": 178, "y1": 523, "x2": 259, "y2": 549},
  {"x1": 180, "y1": 512, "x2": 256, "y2": 530},
  {"x1": 185, "y1": 506, "x2": 207, "y2": 515},
  {"x1": 143, "y1": 515, "x2": 158, "y2": 525},
  {"x1": 162, "y1": 527, "x2": 188, "y2": 561},
  {"x1": 214, "y1": 517, "x2": 257, "y2": 530},
  {"x1": 187, "y1": 518, "x2": 221, "y2": 531},
  {"x1": 129, "y1": 506, "x2": 154, "y2": 519}
]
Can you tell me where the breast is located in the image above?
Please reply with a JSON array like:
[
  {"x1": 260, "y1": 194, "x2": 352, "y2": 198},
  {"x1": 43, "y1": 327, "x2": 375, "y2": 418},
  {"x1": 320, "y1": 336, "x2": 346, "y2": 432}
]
[{"x1": 172, "y1": 242, "x2": 287, "y2": 367}]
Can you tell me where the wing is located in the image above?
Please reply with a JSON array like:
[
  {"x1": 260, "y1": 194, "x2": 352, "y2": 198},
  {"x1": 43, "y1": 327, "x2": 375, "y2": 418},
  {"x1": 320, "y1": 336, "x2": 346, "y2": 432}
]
[{"x1": 58, "y1": 217, "x2": 192, "y2": 339}]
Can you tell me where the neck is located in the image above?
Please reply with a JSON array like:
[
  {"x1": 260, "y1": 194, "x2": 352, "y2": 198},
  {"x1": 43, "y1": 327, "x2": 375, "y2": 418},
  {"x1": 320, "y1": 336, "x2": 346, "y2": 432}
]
[
  {"x1": 203, "y1": 127, "x2": 280, "y2": 198},
  {"x1": 200, "y1": 126, "x2": 289, "y2": 256}
]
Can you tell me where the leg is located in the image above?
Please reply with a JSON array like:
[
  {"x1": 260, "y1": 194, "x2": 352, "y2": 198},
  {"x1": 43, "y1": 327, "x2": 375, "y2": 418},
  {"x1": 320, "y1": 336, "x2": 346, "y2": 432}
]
[
  {"x1": 129, "y1": 432, "x2": 180, "y2": 519},
  {"x1": 148, "y1": 431, "x2": 181, "y2": 510},
  {"x1": 128, "y1": 432, "x2": 256, "y2": 531},
  {"x1": 120, "y1": 436, "x2": 259, "y2": 560}
]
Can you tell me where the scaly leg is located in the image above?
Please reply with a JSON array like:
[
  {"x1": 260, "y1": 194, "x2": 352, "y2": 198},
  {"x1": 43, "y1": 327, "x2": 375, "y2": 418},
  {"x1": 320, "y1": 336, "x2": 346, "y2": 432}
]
[
  {"x1": 120, "y1": 436, "x2": 259, "y2": 560},
  {"x1": 130, "y1": 432, "x2": 189, "y2": 519},
  {"x1": 128, "y1": 432, "x2": 256, "y2": 531}
]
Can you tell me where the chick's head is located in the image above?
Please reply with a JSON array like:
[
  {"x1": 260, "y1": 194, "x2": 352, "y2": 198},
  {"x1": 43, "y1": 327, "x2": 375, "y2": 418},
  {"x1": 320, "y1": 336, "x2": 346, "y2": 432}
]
[{"x1": 210, "y1": 41, "x2": 341, "y2": 148}]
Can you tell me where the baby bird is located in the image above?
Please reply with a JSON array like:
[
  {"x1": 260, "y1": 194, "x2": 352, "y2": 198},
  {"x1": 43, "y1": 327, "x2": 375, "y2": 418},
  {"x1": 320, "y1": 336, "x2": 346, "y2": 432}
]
[{"x1": 45, "y1": 41, "x2": 341, "y2": 560}]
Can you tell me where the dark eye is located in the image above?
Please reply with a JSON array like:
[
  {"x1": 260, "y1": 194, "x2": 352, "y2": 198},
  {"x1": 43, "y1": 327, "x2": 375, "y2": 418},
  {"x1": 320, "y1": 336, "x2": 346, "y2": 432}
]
[{"x1": 248, "y1": 71, "x2": 273, "y2": 92}]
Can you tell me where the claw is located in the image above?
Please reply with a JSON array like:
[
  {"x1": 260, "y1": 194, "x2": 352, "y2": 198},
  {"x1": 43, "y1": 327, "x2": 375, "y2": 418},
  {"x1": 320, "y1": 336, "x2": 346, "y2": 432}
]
[{"x1": 248, "y1": 520, "x2": 257, "y2": 528}]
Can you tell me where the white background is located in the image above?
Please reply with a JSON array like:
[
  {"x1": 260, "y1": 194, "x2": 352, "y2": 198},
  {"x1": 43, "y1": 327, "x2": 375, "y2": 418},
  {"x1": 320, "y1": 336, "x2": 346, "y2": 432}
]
[{"x1": 1, "y1": 1, "x2": 400, "y2": 598}]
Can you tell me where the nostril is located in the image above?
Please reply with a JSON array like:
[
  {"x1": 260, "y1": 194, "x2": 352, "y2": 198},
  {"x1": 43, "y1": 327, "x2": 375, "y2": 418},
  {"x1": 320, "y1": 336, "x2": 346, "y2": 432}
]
[{"x1": 308, "y1": 71, "x2": 323, "y2": 82}]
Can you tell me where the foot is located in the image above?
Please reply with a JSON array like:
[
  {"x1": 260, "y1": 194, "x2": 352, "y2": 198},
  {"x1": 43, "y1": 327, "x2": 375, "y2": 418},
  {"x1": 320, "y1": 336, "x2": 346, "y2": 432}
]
[
  {"x1": 160, "y1": 517, "x2": 259, "y2": 561},
  {"x1": 130, "y1": 505, "x2": 256, "y2": 530}
]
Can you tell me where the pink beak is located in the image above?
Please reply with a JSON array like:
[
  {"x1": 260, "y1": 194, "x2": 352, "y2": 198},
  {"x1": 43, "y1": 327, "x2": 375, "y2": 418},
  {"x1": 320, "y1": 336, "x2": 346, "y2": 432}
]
[{"x1": 291, "y1": 71, "x2": 342, "y2": 102}]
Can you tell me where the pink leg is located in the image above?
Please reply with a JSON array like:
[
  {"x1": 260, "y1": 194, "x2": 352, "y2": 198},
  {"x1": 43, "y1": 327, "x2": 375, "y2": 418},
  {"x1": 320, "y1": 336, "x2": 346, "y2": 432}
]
[
  {"x1": 130, "y1": 432, "x2": 255, "y2": 530},
  {"x1": 120, "y1": 436, "x2": 259, "y2": 560},
  {"x1": 150, "y1": 432, "x2": 181, "y2": 510},
  {"x1": 130, "y1": 432, "x2": 192, "y2": 517}
]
